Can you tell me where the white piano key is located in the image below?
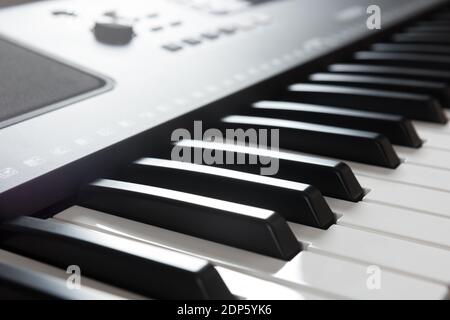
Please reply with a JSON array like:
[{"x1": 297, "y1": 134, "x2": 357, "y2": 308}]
[
  {"x1": 327, "y1": 197, "x2": 450, "y2": 250},
  {"x1": 358, "y1": 175, "x2": 450, "y2": 219},
  {"x1": 348, "y1": 161, "x2": 450, "y2": 194},
  {"x1": 288, "y1": 223, "x2": 450, "y2": 285},
  {"x1": 414, "y1": 120, "x2": 450, "y2": 136},
  {"x1": 0, "y1": 249, "x2": 143, "y2": 299},
  {"x1": 395, "y1": 145, "x2": 450, "y2": 171},
  {"x1": 55, "y1": 206, "x2": 448, "y2": 300},
  {"x1": 419, "y1": 130, "x2": 450, "y2": 151},
  {"x1": 274, "y1": 252, "x2": 448, "y2": 300},
  {"x1": 216, "y1": 267, "x2": 327, "y2": 300}
]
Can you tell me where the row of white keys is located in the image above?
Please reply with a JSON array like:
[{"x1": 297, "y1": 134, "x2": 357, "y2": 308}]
[
  {"x1": 358, "y1": 175, "x2": 450, "y2": 219},
  {"x1": 288, "y1": 222, "x2": 450, "y2": 285},
  {"x1": 395, "y1": 145, "x2": 450, "y2": 171},
  {"x1": 414, "y1": 121, "x2": 450, "y2": 137},
  {"x1": 54, "y1": 206, "x2": 448, "y2": 300},
  {"x1": 348, "y1": 160, "x2": 450, "y2": 194},
  {"x1": 413, "y1": 111, "x2": 450, "y2": 152},
  {"x1": 413, "y1": 110, "x2": 450, "y2": 137},
  {"x1": 0, "y1": 249, "x2": 143, "y2": 299},
  {"x1": 419, "y1": 131, "x2": 450, "y2": 151},
  {"x1": 327, "y1": 197, "x2": 450, "y2": 250}
]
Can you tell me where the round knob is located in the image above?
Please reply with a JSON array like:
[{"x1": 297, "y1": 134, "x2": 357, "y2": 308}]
[{"x1": 93, "y1": 19, "x2": 135, "y2": 45}]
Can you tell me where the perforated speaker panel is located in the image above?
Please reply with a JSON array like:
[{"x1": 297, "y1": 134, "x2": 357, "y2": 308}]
[{"x1": 0, "y1": 36, "x2": 109, "y2": 128}]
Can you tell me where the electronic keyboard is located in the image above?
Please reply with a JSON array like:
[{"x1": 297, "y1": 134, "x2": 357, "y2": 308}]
[{"x1": 1, "y1": 0, "x2": 450, "y2": 300}]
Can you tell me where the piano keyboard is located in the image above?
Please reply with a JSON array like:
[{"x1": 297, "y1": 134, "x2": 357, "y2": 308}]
[{"x1": 1, "y1": 0, "x2": 450, "y2": 300}]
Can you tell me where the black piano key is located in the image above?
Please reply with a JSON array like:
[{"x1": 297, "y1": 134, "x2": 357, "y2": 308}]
[
  {"x1": 433, "y1": 11, "x2": 450, "y2": 20},
  {"x1": 416, "y1": 20, "x2": 450, "y2": 27},
  {"x1": 78, "y1": 179, "x2": 301, "y2": 260},
  {"x1": 406, "y1": 26, "x2": 450, "y2": 33},
  {"x1": 117, "y1": 158, "x2": 335, "y2": 229},
  {"x1": 0, "y1": 216, "x2": 234, "y2": 300},
  {"x1": 372, "y1": 43, "x2": 450, "y2": 55},
  {"x1": 328, "y1": 64, "x2": 450, "y2": 84},
  {"x1": 0, "y1": 263, "x2": 117, "y2": 300},
  {"x1": 251, "y1": 100, "x2": 422, "y2": 147},
  {"x1": 354, "y1": 51, "x2": 450, "y2": 70},
  {"x1": 171, "y1": 139, "x2": 364, "y2": 202},
  {"x1": 221, "y1": 115, "x2": 400, "y2": 168},
  {"x1": 433, "y1": 12, "x2": 450, "y2": 20},
  {"x1": 287, "y1": 83, "x2": 447, "y2": 123},
  {"x1": 308, "y1": 73, "x2": 450, "y2": 107},
  {"x1": 392, "y1": 33, "x2": 450, "y2": 44}
]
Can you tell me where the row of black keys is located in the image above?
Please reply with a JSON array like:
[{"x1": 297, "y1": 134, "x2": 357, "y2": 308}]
[{"x1": 2, "y1": 7, "x2": 450, "y2": 300}]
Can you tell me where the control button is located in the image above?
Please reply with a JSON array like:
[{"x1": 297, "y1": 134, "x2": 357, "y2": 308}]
[
  {"x1": 208, "y1": 8, "x2": 229, "y2": 15},
  {"x1": 0, "y1": 167, "x2": 18, "y2": 179},
  {"x1": 103, "y1": 10, "x2": 119, "y2": 18},
  {"x1": 237, "y1": 20, "x2": 256, "y2": 31},
  {"x1": 52, "y1": 10, "x2": 77, "y2": 17},
  {"x1": 162, "y1": 43, "x2": 183, "y2": 52},
  {"x1": 183, "y1": 38, "x2": 202, "y2": 46},
  {"x1": 93, "y1": 20, "x2": 135, "y2": 45},
  {"x1": 201, "y1": 31, "x2": 220, "y2": 40},
  {"x1": 218, "y1": 25, "x2": 237, "y2": 34},
  {"x1": 252, "y1": 13, "x2": 272, "y2": 25},
  {"x1": 170, "y1": 20, "x2": 183, "y2": 27},
  {"x1": 150, "y1": 25, "x2": 164, "y2": 32}
]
